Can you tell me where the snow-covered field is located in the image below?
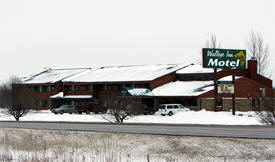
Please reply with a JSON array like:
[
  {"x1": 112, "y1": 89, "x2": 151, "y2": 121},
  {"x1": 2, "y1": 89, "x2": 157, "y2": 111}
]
[
  {"x1": 0, "y1": 110, "x2": 272, "y2": 161},
  {"x1": 0, "y1": 109, "x2": 262, "y2": 125},
  {"x1": 0, "y1": 128, "x2": 274, "y2": 162}
]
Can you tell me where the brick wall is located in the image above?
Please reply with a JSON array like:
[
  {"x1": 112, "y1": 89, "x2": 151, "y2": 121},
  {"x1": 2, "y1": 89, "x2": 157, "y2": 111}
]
[
  {"x1": 201, "y1": 98, "x2": 255, "y2": 111},
  {"x1": 200, "y1": 78, "x2": 274, "y2": 99},
  {"x1": 200, "y1": 99, "x2": 214, "y2": 111},
  {"x1": 150, "y1": 72, "x2": 176, "y2": 90},
  {"x1": 223, "y1": 98, "x2": 251, "y2": 111},
  {"x1": 260, "y1": 98, "x2": 274, "y2": 111},
  {"x1": 22, "y1": 82, "x2": 63, "y2": 109},
  {"x1": 63, "y1": 83, "x2": 93, "y2": 96}
]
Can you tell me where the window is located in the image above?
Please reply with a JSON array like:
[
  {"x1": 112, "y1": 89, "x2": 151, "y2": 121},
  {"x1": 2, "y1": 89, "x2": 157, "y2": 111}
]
[
  {"x1": 188, "y1": 99, "x2": 198, "y2": 107},
  {"x1": 85, "y1": 85, "x2": 92, "y2": 91},
  {"x1": 111, "y1": 84, "x2": 120, "y2": 90},
  {"x1": 68, "y1": 105, "x2": 74, "y2": 109},
  {"x1": 39, "y1": 100, "x2": 43, "y2": 107},
  {"x1": 158, "y1": 105, "x2": 165, "y2": 109},
  {"x1": 34, "y1": 86, "x2": 42, "y2": 92},
  {"x1": 178, "y1": 75, "x2": 215, "y2": 81},
  {"x1": 71, "y1": 85, "x2": 75, "y2": 91},
  {"x1": 42, "y1": 86, "x2": 47, "y2": 92},
  {"x1": 173, "y1": 105, "x2": 179, "y2": 109},
  {"x1": 99, "y1": 84, "x2": 107, "y2": 91},
  {"x1": 107, "y1": 85, "x2": 113, "y2": 90},
  {"x1": 46, "y1": 86, "x2": 51, "y2": 92},
  {"x1": 75, "y1": 85, "x2": 80, "y2": 91},
  {"x1": 167, "y1": 105, "x2": 173, "y2": 109},
  {"x1": 117, "y1": 84, "x2": 123, "y2": 90},
  {"x1": 30, "y1": 87, "x2": 35, "y2": 91},
  {"x1": 65, "y1": 85, "x2": 74, "y2": 92},
  {"x1": 99, "y1": 100, "x2": 107, "y2": 107},
  {"x1": 178, "y1": 76, "x2": 193, "y2": 81},
  {"x1": 72, "y1": 100, "x2": 75, "y2": 106},
  {"x1": 252, "y1": 99, "x2": 259, "y2": 107},
  {"x1": 205, "y1": 75, "x2": 215, "y2": 80},
  {"x1": 39, "y1": 86, "x2": 43, "y2": 92},
  {"x1": 217, "y1": 99, "x2": 223, "y2": 107},
  {"x1": 42, "y1": 100, "x2": 49, "y2": 108},
  {"x1": 65, "y1": 85, "x2": 70, "y2": 91},
  {"x1": 51, "y1": 85, "x2": 56, "y2": 91}
]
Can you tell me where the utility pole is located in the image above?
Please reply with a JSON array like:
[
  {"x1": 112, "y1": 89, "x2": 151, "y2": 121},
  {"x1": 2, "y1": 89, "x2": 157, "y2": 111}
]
[
  {"x1": 214, "y1": 68, "x2": 217, "y2": 111},
  {"x1": 232, "y1": 69, "x2": 236, "y2": 115}
]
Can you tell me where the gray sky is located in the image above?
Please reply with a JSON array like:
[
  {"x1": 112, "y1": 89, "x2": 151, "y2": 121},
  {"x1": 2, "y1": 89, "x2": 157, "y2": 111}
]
[{"x1": 0, "y1": 0, "x2": 274, "y2": 83}]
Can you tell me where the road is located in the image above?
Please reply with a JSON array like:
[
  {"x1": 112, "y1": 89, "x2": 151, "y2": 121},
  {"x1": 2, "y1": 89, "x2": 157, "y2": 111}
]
[{"x1": 0, "y1": 121, "x2": 274, "y2": 139}]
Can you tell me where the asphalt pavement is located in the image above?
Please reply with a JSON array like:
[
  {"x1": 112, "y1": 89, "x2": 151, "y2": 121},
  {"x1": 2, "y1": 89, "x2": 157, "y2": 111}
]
[{"x1": 0, "y1": 121, "x2": 274, "y2": 139}]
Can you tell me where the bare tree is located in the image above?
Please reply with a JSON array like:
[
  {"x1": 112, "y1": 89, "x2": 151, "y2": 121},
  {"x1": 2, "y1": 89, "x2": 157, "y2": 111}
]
[
  {"x1": 256, "y1": 107, "x2": 275, "y2": 125},
  {"x1": 205, "y1": 34, "x2": 221, "y2": 49},
  {"x1": 196, "y1": 34, "x2": 221, "y2": 64},
  {"x1": 108, "y1": 103, "x2": 130, "y2": 123},
  {"x1": 0, "y1": 77, "x2": 36, "y2": 121},
  {"x1": 246, "y1": 31, "x2": 270, "y2": 77},
  {"x1": 101, "y1": 92, "x2": 135, "y2": 123},
  {"x1": 246, "y1": 31, "x2": 273, "y2": 123}
]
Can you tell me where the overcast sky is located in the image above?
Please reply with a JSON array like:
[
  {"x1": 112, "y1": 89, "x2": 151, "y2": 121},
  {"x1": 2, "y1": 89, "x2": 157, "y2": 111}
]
[{"x1": 0, "y1": 0, "x2": 274, "y2": 82}]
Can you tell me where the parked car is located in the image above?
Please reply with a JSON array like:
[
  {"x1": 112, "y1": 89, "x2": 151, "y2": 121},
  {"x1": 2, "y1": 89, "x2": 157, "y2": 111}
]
[
  {"x1": 51, "y1": 105, "x2": 76, "y2": 114},
  {"x1": 158, "y1": 104, "x2": 190, "y2": 116},
  {"x1": 125, "y1": 103, "x2": 155, "y2": 115},
  {"x1": 76, "y1": 102, "x2": 107, "y2": 114}
]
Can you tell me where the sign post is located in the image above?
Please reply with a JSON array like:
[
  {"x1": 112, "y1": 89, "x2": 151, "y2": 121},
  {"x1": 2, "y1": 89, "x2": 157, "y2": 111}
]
[
  {"x1": 232, "y1": 69, "x2": 236, "y2": 115},
  {"x1": 214, "y1": 68, "x2": 217, "y2": 111},
  {"x1": 202, "y1": 48, "x2": 246, "y2": 115}
]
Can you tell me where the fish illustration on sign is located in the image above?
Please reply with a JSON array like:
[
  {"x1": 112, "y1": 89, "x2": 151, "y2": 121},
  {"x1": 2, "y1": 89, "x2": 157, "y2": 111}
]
[{"x1": 234, "y1": 51, "x2": 246, "y2": 67}]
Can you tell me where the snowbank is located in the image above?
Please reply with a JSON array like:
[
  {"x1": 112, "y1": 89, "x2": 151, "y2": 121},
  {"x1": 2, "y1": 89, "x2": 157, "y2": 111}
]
[{"x1": 0, "y1": 109, "x2": 262, "y2": 125}]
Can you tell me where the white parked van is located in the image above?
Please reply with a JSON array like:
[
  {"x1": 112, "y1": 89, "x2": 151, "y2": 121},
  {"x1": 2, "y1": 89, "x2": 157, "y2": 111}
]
[{"x1": 158, "y1": 104, "x2": 190, "y2": 116}]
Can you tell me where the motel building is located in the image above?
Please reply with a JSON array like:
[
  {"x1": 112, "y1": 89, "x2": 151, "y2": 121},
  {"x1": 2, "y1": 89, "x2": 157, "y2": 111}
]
[{"x1": 20, "y1": 59, "x2": 275, "y2": 112}]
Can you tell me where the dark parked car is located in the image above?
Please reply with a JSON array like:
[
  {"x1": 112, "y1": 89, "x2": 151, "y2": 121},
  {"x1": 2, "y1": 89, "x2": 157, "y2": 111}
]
[
  {"x1": 76, "y1": 102, "x2": 107, "y2": 114},
  {"x1": 51, "y1": 105, "x2": 76, "y2": 114},
  {"x1": 126, "y1": 103, "x2": 155, "y2": 115}
]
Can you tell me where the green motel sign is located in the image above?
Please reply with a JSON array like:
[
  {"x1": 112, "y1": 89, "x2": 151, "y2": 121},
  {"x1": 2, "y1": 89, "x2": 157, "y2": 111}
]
[{"x1": 202, "y1": 48, "x2": 246, "y2": 69}]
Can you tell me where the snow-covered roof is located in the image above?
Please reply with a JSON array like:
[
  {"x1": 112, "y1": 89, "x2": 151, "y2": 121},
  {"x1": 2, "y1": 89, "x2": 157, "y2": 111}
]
[
  {"x1": 127, "y1": 88, "x2": 154, "y2": 97},
  {"x1": 63, "y1": 95, "x2": 92, "y2": 99},
  {"x1": 218, "y1": 76, "x2": 241, "y2": 82},
  {"x1": 50, "y1": 92, "x2": 92, "y2": 99},
  {"x1": 63, "y1": 64, "x2": 185, "y2": 83},
  {"x1": 23, "y1": 68, "x2": 90, "y2": 84},
  {"x1": 50, "y1": 92, "x2": 64, "y2": 98},
  {"x1": 176, "y1": 64, "x2": 214, "y2": 74},
  {"x1": 152, "y1": 81, "x2": 214, "y2": 97}
]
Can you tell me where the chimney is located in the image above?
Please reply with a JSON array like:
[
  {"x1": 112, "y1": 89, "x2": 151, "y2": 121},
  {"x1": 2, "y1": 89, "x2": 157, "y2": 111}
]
[{"x1": 248, "y1": 59, "x2": 257, "y2": 79}]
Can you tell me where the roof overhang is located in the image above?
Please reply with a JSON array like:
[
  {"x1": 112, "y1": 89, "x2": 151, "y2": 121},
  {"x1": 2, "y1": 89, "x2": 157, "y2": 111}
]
[
  {"x1": 50, "y1": 92, "x2": 92, "y2": 99},
  {"x1": 118, "y1": 88, "x2": 155, "y2": 98}
]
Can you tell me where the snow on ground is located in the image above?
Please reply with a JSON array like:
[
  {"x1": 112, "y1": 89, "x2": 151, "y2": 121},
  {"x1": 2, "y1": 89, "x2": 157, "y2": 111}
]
[
  {"x1": 0, "y1": 110, "x2": 105, "y2": 122},
  {"x1": 0, "y1": 128, "x2": 274, "y2": 162},
  {"x1": 129, "y1": 110, "x2": 261, "y2": 125},
  {"x1": 0, "y1": 109, "x2": 262, "y2": 125}
]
